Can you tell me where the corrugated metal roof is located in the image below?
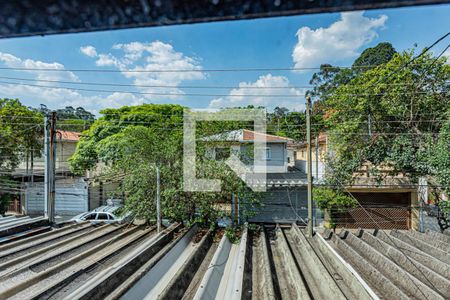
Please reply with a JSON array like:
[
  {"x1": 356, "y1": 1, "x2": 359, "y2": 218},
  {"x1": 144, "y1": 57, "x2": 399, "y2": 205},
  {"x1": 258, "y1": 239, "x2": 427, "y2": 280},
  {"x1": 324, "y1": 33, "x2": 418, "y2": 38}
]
[
  {"x1": 326, "y1": 228, "x2": 450, "y2": 299},
  {"x1": 0, "y1": 220, "x2": 448, "y2": 300}
]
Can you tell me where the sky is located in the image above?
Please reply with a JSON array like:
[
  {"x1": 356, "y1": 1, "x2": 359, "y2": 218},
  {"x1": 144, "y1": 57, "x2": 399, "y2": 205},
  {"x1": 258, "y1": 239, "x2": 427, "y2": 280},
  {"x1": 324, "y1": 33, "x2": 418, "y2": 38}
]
[{"x1": 0, "y1": 4, "x2": 449, "y2": 115}]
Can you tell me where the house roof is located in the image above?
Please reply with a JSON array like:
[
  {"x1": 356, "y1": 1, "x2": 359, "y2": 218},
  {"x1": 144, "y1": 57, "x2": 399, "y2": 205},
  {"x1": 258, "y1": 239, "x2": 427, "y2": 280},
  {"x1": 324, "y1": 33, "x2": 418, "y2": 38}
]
[
  {"x1": 202, "y1": 129, "x2": 293, "y2": 143},
  {"x1": 245, "y1": 171, "x2": 308, "y2": 187},
  {"x1": 293, "y1": 133, "x2": 327, "y2": 148},
  {"x1": 56, "y1": 130, "x2": 81, "y2": 142}
]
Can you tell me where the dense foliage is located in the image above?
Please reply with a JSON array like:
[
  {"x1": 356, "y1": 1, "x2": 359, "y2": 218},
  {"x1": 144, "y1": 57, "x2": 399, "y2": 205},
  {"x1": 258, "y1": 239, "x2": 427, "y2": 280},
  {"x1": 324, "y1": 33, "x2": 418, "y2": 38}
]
[
  {"x1": 70, "y1": 104, "x2": 260, "y2": 225},
  {"x1": 313, "y1": 187, "x2": 358, "y2": 229},
  {"x1": 324, "y1": 51, "x2": 449, "y2": 190},
  {"x1": 0, "y1": 98, "x2": 43, "y2": 172},
  {"x1": 305, "y1": 42, "x2": 449, "y2": 229},
  {"x1": 307, "y1": 43, "x2": 397, "y2": 135},
  {"x1": 34, "y1": 104, "x2": 95, "y2": 132}
]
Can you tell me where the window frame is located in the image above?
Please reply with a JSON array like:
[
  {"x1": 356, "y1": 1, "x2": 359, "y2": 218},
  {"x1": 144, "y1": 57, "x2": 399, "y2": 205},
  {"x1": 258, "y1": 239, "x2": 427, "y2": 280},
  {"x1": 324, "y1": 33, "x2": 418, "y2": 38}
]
[{"x1": 263, "y1": 147, "x2": 271, "y2": 160}]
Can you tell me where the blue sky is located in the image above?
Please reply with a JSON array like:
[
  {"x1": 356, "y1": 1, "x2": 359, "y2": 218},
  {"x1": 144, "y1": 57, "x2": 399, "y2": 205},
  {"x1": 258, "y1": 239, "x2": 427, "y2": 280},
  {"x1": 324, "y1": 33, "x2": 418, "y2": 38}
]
[{"x1": 0, "y1": 4, "x2": 449, "y2": 114}]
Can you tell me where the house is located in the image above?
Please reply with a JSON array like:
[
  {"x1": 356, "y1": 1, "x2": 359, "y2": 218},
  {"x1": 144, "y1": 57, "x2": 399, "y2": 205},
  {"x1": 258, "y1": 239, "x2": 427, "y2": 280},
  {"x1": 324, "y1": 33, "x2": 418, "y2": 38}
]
[
  {"x1": 203, "y1": 129, "x2": 293, "y2": 173},
  {"x1": 203, "y1": 129, "x2": 309, "y2": 224},
  {"x1": 292, "y1": 133, "x2": 420, "y2": 230},
  {"x1": 9, "y1": 131, "x2": 89, "y2": 218},
  {"x1": 292, "y1": 133, "x2": 327, "y2": 179}
]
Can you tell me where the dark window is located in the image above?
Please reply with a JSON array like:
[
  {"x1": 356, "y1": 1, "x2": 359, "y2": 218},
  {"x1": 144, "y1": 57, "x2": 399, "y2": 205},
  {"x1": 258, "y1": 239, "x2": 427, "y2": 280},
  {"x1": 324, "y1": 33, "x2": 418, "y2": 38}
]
[
  {"x1": 97, "y1": 213, "x2": 108, "y2": 220},
  {"x1": 85, "y1": 213, "x2": 97, "y2": 220},
  {"x1": 215, "y1": 147, "x2": 230, "y2": 160}
]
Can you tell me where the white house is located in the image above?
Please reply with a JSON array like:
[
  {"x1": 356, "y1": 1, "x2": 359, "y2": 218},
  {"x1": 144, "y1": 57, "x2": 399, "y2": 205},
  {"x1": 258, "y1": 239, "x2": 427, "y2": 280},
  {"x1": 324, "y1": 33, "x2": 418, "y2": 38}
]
[{"x1": 203, "y1": 129, "x2": 293, "y2": 173}]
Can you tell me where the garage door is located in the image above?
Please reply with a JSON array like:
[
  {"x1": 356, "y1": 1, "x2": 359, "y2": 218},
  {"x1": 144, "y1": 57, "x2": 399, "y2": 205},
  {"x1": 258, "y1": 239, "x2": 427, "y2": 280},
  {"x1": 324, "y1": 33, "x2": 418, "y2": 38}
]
[
  {"x1": 249, "y1": 187, "x2": 308, "y2": 224},
  {"x1": 336, "y1": 192, "x2": 411, "y2": 229},
  {"x1": 25, "y1": 178, "x2": 88, "y2": 216}
]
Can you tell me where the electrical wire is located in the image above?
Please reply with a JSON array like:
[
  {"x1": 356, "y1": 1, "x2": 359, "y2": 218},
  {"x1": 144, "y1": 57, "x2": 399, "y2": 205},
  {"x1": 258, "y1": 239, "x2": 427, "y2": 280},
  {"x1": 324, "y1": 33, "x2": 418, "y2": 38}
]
[
  {"x1": 0, "y1": 75, "x2": 448, "y2": 90},
  {"x1": 0, "y1": 80, "x2": 448, "y2": 98}
]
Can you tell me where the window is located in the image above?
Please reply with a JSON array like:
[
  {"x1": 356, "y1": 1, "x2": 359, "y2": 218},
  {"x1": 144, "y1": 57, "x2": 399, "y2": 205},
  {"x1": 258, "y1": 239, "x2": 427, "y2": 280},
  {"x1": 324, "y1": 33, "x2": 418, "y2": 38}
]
[
  {"x1": 97, "y1": 213, "x2": 108, "y2": 220},
  {"x1": 215, "y1": 147, "x2": 230, "y2": 160},
  {"x1": 84, "y1": 213, "x2": 96, "y2": 220},
  {"x1": 263, "y1": 147, "x2": 271, "y2": 160}
]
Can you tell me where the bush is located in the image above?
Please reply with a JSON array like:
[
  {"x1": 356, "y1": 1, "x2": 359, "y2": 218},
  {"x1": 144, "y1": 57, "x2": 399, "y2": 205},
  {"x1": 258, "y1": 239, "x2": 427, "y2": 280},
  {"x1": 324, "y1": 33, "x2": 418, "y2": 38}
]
[
  {"x1": 313, "y1": 187, "x2": 358, "y2": 229},
  {"x1": 0, "y1": 194, "x2": 11, "y2": 215}
]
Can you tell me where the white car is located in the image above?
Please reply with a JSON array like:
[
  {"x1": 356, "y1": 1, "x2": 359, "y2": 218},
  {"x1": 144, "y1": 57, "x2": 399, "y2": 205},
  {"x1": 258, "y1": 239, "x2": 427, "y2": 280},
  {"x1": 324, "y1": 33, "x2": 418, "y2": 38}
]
[{"x1": 71, "y1": 206, "x2": 127, "y2": 223}]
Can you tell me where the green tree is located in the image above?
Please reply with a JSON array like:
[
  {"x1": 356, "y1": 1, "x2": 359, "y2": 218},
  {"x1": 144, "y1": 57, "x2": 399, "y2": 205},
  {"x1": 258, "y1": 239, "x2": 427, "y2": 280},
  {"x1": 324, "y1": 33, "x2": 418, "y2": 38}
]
[
  {"x1": 353, "y1": 42, "x2": 396, "y2": 70},
  {"x1": 324, "y1": 50, "x2": 449, "y2": 198},
  {"x1": 313, "y1": 187, "x2": 357, "y2": 229},
  {"x1": 0, "y1": 98, "x2": 43, "y2": 172},
  {"x1": 70, "y1": 104, "x2": 260, "y2": 225},
  {"x1": 0, "y1": 99, "x2": 43, "y2": 213},
  {"x1": 307, "y1": 42, "x2": 397, "y2": 134},
  {"x1": 34, "y1": 104, "x2": 95, "y2": 132},
  {"x1": 266, "y1": 108, "x2": 307, "y2": 140}
]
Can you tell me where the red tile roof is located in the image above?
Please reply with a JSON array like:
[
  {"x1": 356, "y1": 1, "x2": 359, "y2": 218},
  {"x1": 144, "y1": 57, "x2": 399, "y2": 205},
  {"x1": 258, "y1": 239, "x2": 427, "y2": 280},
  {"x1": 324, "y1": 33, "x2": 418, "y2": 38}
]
[
  {"x1": 56, "y1": 130, "x2": 81, "y2": 142},
  {"x1": 242, "y1": 129, "x2": 293, "y2": 142}
]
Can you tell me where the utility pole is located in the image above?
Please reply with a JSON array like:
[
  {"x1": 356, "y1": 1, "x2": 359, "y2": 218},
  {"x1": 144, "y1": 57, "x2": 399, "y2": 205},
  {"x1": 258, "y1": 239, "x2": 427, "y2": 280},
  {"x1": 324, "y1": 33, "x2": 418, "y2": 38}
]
[
  {"x1": 306, "y1": 96, "x2": 314, "y2": 237},
  {"x1": 315, "y1": 136, "x2": 319, "y2": 180},
  {"x1": 156, "y1": 166, "x2": 161, "y2": 233},
  {"x1": 44, "y1": 112, "x2": 56, "y2": 223},
  {"x1": 44, "y1": 115, "x2": 49, "y2": 219}
]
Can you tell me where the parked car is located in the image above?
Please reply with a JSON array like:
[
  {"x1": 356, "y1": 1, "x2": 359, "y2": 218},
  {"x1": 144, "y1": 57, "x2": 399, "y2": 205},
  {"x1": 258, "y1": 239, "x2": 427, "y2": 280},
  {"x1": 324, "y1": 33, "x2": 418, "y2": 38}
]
[{"x1": 71, "y1": 206, "x2": 130, "y2": 223}]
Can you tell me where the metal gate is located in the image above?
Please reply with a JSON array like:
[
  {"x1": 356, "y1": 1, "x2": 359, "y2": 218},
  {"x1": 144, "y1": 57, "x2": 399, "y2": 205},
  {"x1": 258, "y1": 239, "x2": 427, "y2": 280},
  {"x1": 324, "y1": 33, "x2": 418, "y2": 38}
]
[
  {"x1": 249, "y1": 187, "x2": 308, "y2": 224},
  {"x1": 336, "y1": 192, "x2": 411, "y2": 229},
  {"x1": 24, "y1": 177, "x2": 88, "y2": 216}
]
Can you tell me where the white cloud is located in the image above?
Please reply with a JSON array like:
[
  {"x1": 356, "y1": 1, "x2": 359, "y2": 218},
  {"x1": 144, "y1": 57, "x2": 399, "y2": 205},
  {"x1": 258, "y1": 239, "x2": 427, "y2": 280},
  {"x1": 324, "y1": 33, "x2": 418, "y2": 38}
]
[
  {"x1": 292, "y1": 11, "x2": 387, "y2": 69},
  {"x1": 0, "y1": 83, "x2": 145, "y2": 116},
  {"x1": 0, "y1": 53, "x2": 21, "y2": 64},
  {"x1": 0, "y1": 52, "x2": 79, "y2": 82},
  {"x1": 0, "y1": 42, "x2": 204, "y2": 114},
  {"x1": 80, "y1": 46, "x2": 97, "y2": 58},
  {"x1": 0, "y1": 51, "x2": 144, "y2": 114},
  {"x1": 96, "y1": 53, "x2": 122, "y2": 67},
  {"x1": 208, "y1": 74, "x2": 306, "y2": 111},
  {"x1": 87, "y1": 41, "x2": 205, "y2": 99}
]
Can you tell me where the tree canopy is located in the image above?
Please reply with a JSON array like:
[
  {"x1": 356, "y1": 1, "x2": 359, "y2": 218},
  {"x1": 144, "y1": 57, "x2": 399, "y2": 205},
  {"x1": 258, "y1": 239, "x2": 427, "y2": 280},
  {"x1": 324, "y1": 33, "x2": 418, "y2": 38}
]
[
  {"x1": 0, "y1": 98, "x2": 43, "y2": 172},
  {"x1": 34, "y1": 104, "x2": 95, "y2": 132},
  {"x1": 70, "y1": 104, "x2": 260, "y2": 224},
  {"x1": 323, "y1": 50, "x2": 449, "y2": 199},
  {"x1": 307, "y1": 42, "x2": 398, "y2": 134}
]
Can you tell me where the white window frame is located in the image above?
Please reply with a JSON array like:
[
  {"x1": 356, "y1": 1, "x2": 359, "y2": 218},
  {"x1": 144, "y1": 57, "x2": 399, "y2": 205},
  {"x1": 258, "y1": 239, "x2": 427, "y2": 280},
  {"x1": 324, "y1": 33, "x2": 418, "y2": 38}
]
[{"x1": 263, "y1": 147, "x2": 271, "y2": 160}]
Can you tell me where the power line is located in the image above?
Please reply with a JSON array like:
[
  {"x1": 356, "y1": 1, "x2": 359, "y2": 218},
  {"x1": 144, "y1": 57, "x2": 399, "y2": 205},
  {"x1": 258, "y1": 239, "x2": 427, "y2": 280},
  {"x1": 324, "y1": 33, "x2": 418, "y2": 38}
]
[
  {"x1": 0, "y1": 80, "x2": 448, "y2": 98},
  {"x1": 0, "y1": 75, "x2": 447, "y2": 90},
  {"x1": 0, "y1": 58, "x2": 448, "y2": 73},
  {"x1": 0, "y1": 65, "x2": 399, "y2": 73}
]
